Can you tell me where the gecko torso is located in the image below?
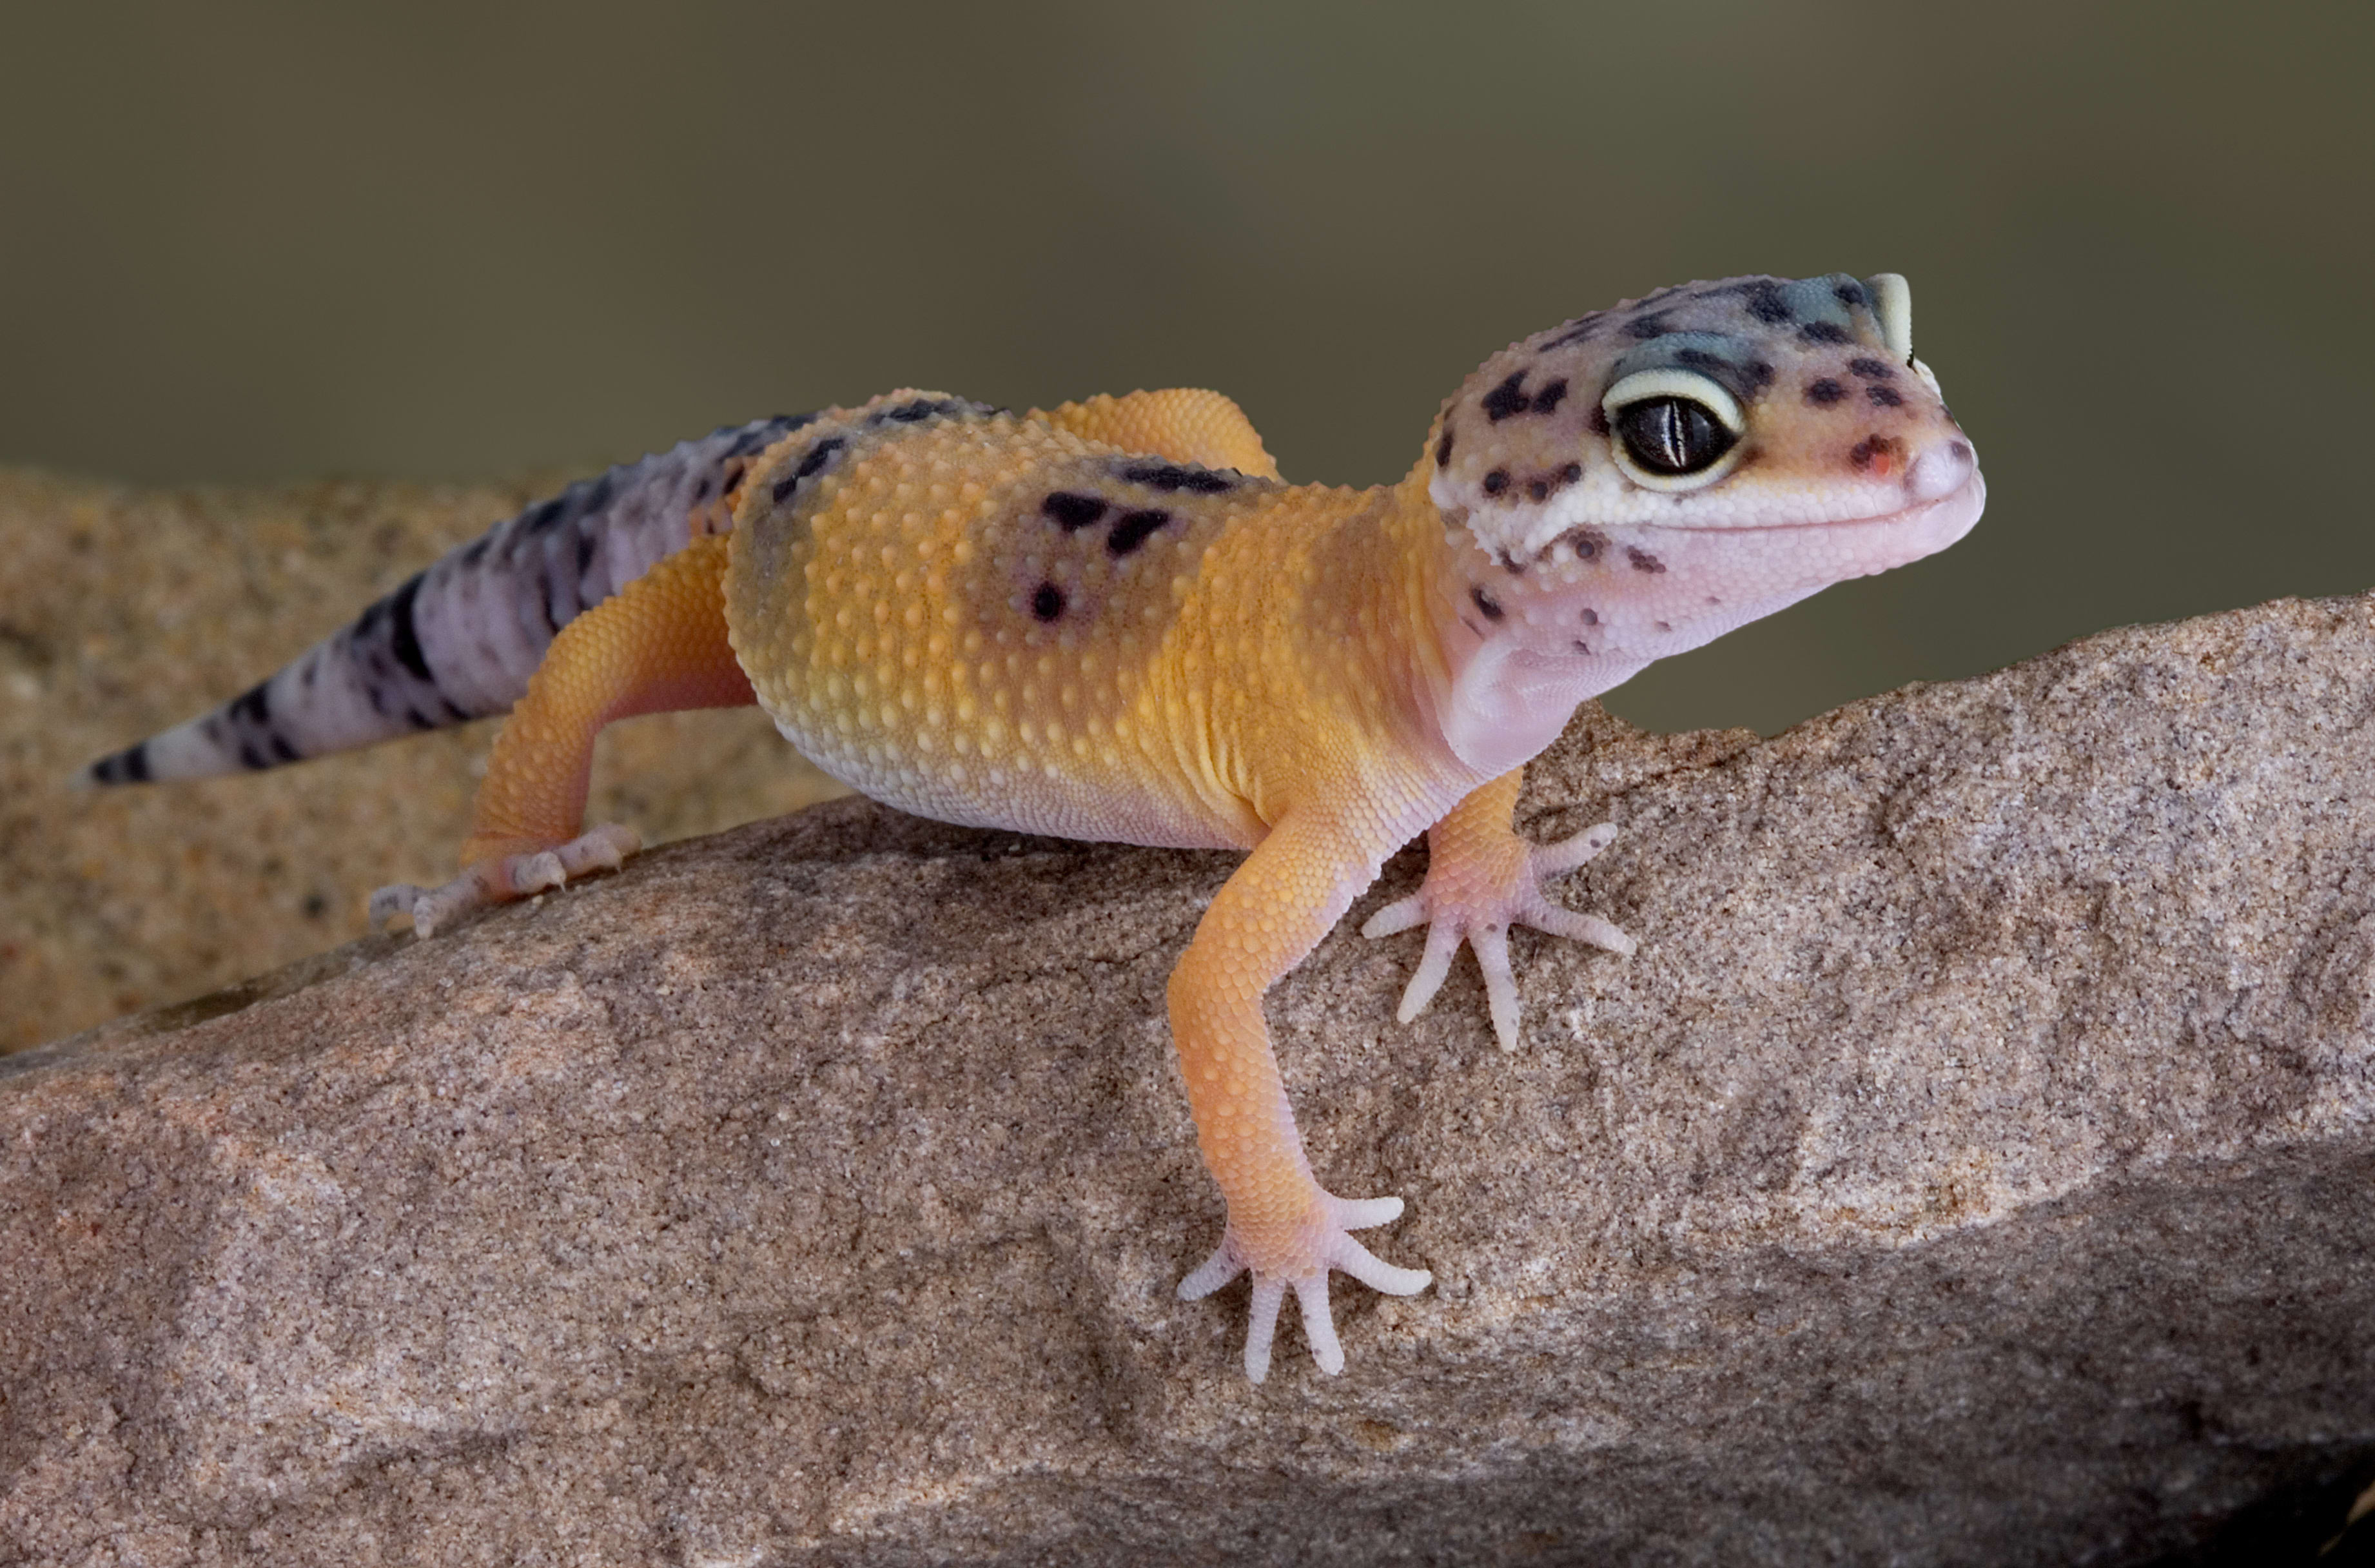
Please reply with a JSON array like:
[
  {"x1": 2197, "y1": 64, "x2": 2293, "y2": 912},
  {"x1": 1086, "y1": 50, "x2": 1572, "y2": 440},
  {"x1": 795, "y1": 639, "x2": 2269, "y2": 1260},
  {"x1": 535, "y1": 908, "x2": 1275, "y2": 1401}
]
[{"x1": 85, "y1": 275, "x2": 1982, "y2": 1380}]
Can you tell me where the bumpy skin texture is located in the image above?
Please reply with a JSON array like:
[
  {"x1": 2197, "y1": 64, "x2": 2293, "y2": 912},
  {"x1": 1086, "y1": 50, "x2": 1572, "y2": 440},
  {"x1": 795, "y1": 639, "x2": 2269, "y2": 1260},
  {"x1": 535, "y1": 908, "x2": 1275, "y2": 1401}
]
[{"x1": 85, "y1": 275, "x2": 1985, "y2": 1380}]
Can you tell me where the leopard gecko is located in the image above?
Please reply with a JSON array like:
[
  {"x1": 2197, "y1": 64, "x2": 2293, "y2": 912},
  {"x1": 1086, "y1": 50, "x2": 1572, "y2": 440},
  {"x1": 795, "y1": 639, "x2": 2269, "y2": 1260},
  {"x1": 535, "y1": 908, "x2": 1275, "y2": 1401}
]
[{"x1": 82, "y1": 273, "x2": 1984, "y2": 1380}]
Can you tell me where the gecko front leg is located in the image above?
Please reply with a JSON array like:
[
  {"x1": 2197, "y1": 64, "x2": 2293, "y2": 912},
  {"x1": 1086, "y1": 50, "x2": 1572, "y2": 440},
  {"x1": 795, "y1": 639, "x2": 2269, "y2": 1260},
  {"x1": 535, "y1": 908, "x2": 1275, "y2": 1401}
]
[
  {"x1": 1361, "y1": 770, "x2": 1634, "y2": 1052},
  {"x1": 1167, "y1": 810, "x2": 1432, "y2": 1381}
]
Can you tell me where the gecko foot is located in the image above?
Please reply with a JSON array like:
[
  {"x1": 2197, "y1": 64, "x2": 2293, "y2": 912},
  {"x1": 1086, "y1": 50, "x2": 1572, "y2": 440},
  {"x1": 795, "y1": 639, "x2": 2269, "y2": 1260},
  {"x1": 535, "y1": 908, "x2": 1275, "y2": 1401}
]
[
  {"x1": 1361, "y1": 819, "x2": 1634, "y2": 1051},
  {"x1": 1178, "y1": 1191, "x2": 1431, "y2": 1382},
  {"x1": 369, "y1": 823, "x2": 642, "y2": 937}
]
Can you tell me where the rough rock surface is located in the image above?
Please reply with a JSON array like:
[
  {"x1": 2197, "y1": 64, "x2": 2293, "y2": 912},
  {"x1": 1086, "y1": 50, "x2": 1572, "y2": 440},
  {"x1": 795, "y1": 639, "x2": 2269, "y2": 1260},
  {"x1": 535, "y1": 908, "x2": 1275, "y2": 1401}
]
[
  {"x1": 7, "y1": 593, "x2": 2375, "y2": 1565},
  {"x1": 0, "y1": 464, "x2": 844, "y2": 1048}
]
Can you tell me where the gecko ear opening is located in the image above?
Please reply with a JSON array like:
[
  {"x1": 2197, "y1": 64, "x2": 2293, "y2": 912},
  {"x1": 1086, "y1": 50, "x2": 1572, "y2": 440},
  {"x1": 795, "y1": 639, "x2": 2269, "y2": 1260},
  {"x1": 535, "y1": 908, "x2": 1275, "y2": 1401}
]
[{"x1": 1867, "y1": 273, "x2": 1913, "y2": 364}]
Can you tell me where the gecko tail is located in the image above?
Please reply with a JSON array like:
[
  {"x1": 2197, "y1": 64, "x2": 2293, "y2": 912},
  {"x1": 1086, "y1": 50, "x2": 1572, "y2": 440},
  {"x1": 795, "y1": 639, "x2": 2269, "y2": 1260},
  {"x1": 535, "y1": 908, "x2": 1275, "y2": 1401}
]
[{"x1": 75, "y1": 413, "x2": 814, "y2": 788}]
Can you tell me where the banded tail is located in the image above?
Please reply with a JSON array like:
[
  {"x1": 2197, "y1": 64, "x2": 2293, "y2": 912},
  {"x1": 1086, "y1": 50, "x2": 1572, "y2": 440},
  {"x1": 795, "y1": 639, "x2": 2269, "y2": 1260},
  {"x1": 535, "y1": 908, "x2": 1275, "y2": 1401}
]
[{"x1": 77, "y1": 415, "x2": 811, "y2": 787}]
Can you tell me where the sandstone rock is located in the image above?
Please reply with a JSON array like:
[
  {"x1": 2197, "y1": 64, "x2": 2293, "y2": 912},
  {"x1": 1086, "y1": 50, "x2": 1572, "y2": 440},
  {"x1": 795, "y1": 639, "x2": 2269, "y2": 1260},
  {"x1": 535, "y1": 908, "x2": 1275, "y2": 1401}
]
[
  {"x1": 0, "y1": 465, "x2": 845, "y2": 1048},
  {"x1": 6, "y1": 594, "x2": 2375, "y2": 1564}
]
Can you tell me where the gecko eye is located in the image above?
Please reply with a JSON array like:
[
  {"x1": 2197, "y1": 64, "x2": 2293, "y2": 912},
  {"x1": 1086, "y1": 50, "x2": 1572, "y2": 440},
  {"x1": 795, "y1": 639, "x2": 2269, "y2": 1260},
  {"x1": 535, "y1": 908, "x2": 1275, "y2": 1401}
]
[{"x1": 1602, "y1": 368, "x2": 1746, "y2": 493}]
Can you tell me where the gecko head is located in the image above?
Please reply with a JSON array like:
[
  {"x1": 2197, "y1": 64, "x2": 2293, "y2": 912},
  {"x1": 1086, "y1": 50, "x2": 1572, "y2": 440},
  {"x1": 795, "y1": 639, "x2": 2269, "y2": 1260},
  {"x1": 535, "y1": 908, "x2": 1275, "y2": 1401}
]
[{"x1": 1416, "y1": 273, "x2": 1986, "y2": 773}]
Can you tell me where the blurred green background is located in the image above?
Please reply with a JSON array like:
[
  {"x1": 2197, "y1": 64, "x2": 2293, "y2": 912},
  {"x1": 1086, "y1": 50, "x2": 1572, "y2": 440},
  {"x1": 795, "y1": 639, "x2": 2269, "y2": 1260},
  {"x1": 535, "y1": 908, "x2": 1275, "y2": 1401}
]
[{"x1": 3, "y1": 0, "x2": 2369, "y2": 735}]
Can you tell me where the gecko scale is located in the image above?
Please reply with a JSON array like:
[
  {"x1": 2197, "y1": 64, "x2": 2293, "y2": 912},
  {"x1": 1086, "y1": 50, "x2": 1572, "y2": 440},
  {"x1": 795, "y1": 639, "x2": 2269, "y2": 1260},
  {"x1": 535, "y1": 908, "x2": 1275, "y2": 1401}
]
[{"x1": 83, "y1": 274, "x2": 1984, "y2": 1380}]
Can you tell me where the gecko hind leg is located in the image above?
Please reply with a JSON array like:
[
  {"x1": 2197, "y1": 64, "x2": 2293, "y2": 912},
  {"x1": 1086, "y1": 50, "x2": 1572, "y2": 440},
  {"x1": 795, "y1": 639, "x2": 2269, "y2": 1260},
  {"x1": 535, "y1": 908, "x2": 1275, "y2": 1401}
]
[
  {"x1": 1362, "y1": 772, "x2": 1635, "y2": 1052},
  {"x1": 371, "y1": 531, "x2": 752, "y2": 936},
  {"x1": 370, "y1": 823, "x2": 643, "y2": 936}
]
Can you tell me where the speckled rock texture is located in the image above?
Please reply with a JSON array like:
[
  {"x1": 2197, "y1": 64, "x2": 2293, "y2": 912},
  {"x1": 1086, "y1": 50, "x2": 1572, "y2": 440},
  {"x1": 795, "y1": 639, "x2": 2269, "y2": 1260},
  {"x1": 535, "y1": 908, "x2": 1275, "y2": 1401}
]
[
  {"x1": 0, "y1": 465, "x2": 845, "y2": 1049},
  {"x1": 6, "y1": 593, "x2": 2375, "y2": 1565}
]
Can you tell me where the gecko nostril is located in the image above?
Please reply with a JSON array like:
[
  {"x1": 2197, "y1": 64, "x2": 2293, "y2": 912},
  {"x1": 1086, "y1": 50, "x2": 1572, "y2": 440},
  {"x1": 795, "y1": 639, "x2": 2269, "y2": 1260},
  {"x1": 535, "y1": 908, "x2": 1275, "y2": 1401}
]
[{"x1": 1904, "y1": 440, "x2": 1975, "y2": 503}]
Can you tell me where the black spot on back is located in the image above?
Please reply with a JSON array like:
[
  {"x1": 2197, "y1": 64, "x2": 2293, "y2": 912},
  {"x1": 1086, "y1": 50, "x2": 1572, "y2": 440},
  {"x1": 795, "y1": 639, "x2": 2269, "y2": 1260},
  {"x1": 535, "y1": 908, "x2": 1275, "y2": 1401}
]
[
  {"x1": 1471, "y1": 586, "x2": 1505, "y2": 621},
  {"x1": 1799, "y1": 322, "x2": 1852, "y2": 346},
  {"x1": 775, "y1": 437, "x2": 845, "y2": 502},
  {"x1": 1042, "y1": 493, "x2": 1108, "y2": 532},
  {"x1": 1105, "y1": 508, "x2": 1171, "y2": 556},
  {"x1": 1806, "y1": 378, "x2": 1847, "y2": 407},
  {"x1": 1030, "y1": 582, "x2": 1066, "y2": 622},
  {"x1": 874, "y1": 398, "x2": 954, "y2": 426},
  {"x1": 1119, "y1": 462, "x2": 1233, "y2": 495}
]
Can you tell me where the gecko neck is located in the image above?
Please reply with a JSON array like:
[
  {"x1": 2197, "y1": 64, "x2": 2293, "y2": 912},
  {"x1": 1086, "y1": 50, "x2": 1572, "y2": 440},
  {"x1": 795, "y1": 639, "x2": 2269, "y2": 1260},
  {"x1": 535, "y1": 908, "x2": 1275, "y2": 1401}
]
[{"x1": 1385, "y1": 462, "x2": 1652, "y2": 780}]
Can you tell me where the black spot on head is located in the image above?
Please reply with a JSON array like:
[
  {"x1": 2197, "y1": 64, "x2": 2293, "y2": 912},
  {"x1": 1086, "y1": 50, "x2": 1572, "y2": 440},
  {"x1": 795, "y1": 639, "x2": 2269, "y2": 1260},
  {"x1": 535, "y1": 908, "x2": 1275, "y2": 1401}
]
[
  {"x1": 1948, "y1": 440, "x2": 1972, "y2": 462},
  {"x1": 1806, "y1": 378, "x2": 1847, "y2": 407},
  {"x1": 1560, "y1": 462, "x2": 1583, "y2": 485},
  {"x1": 1030, "y1": 582, "x2": 1066, "y2": 622},
  {"x1": 1848, "y1": 434, "x2": 1900, "y2": 471},
  {"x1": 1481, "y1": 373, "x2": 1529, "y2": 422},
  {"x1": 1106, "y1": 508, "x2": 1171, "y2": 556},
  {"x1": 1626, "y1": 546, "x2": 1667, "y2": 574},
  {"x1": 1745, "y1": 359, "x2": 1776, "y2": 390},
  {"x1": 1042, "y1": 492, "x2": 1108, "y2": 532},
  {"x1": 1482, "y1": 469, "x2": 1510, "y2": 496},
  {"x1": 1625, "y1": 314, "x2": 1673, "y2": 340},
  {"x1": 1541, "y1": 315, "x2": 1601, "y2": 351},
  {"x1": 1867, "y1": 384, "x2": 1905, "y2": 407},
  {"x1": 1742, "y1": 282, "x2": 1795, "y2": 324},
  {"x1": 1527, "y1": 479, "x2": 1549, "y2": 502},
  {"x1": 1585, "y1": 404, "x2": 1610, "y2": 436},
  {"x1": 1799, "y1": 322, "x2": 1853, "y2": 346},
  {"x1": 1579, "y1": 607, "x2": 1599, "y2": 625},
  {"x1": 875, "y1": 398, "x2": 951, "y2": 425},
  {"x1": 1471, "y1": 586, "x2": 1504, "y2": 621},
  {"x1": 1846, "y1": 357, "x2": 1895, "y2": 380},
  {"x1": 1436, "y1": 428, "x2": 1454, "y2": 467},
  {"x1": 1532, "y1": 378, "x2": 1569, "y2": 414},
  {"x1": 1834, "y1": 280, "x2": 1868, "y2": 309},
  {"x1": 1567, "y1": 529, "x2": 1607, "y2": 561},
  {"x1": 387, "y1": 573, "x2": 433, "y2": 683},
  {"x1": 1676, "y1": 348, "x2": 1725, "y2": 371}
]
